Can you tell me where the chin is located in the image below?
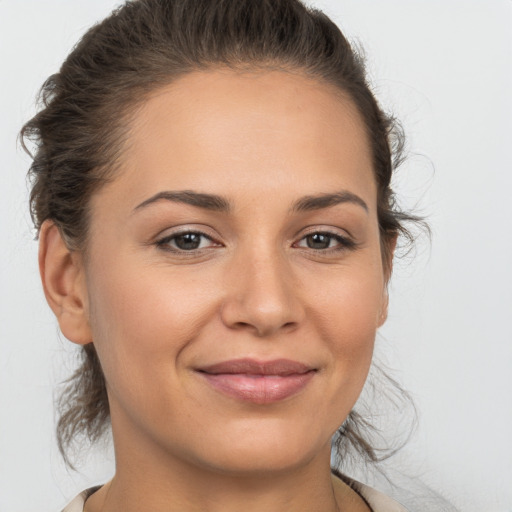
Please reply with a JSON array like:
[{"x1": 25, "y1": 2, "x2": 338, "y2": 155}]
[{"x1": 178, "y1": 421, "x2": 331, "y2": 477}]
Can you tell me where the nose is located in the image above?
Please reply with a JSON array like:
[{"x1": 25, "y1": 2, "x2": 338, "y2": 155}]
[{"x1": 220, "y1": 248, "x2": 304, "y2": 337}]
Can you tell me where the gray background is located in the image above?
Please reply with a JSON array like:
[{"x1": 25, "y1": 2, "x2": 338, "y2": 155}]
[{"x1": 1, "y1": 1, "x2": 511, "y2": 510}]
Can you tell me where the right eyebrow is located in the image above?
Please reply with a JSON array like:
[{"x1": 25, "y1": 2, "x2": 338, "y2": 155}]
[{"x1": 132, "y1": 190, "x2": 231, "y2": 213}]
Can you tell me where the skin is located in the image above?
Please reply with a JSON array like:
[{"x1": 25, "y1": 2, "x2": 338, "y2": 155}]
[{"x1": 40, "y1": 69, "x2": 393, "y2": 512}]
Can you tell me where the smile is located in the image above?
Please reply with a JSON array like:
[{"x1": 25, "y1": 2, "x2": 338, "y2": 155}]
[{"x1": 195, "y1": 358, "x2": 317, "y2": 404}]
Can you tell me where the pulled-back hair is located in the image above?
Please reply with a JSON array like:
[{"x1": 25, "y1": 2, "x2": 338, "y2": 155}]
[{"x1": 22, "y1": 0, "x2": 418, "y2": 468}]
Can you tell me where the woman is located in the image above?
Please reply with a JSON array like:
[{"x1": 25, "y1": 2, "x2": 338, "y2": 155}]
[{"x1": 22, "y1": 0, "x2": 419, "y2": 510}]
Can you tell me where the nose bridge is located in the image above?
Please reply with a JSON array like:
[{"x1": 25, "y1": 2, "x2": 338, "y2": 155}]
[{"x1": 221, "y1": 238, "x2": 303, "y2": 336}]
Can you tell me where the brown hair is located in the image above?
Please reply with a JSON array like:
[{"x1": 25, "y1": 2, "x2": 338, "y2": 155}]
[{"x1": 22, "y1": 0, "x2": 419, "y2": 468}]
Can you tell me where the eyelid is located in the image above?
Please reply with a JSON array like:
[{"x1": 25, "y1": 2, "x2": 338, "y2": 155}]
[
  {"x1": 151, "y1": 224, "x2": 358, "y2": 255},
  {"x1": 154, "y1": 223, "x2": 219, "y2": 240},
  {"x1": 154, "y1": 225, "x2": 223, "y2": 253},
  {"x1": 292, "y1": 226, "x2": 358, "y2": 252},
  {"x1": 297, "y1": 224, "x2": 354, "y2": 238}
]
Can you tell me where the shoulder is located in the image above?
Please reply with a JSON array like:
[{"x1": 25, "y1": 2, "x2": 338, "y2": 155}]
[
  {"x1": 354, "y1": 481, "x2": 409, "y2": 512},
  {"x1": 62, "y1": 480, "x2": 408, "y2": 512},
  {"x1": 61, "y1": 486, "x2": 100, "y2": 512},
  {"x1": 335, "y1": 472, "x2": 409, "y2": 512}
]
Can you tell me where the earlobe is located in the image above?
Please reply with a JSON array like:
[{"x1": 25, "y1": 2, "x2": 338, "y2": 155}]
[
  {"x1": 39, "y1": 220, "x2": 92, "y2": 345},
  {"x1": 377, "y1": 291, "x2": 390, "y2": 327}
]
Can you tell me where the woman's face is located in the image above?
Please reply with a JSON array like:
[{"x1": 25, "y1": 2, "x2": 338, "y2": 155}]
[{"x1": 80, "y1": 69, "x2": 389, "y2": 474}]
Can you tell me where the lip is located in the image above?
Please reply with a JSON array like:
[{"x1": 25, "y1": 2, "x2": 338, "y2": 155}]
[{"x1": 195, "y1": 358, "x2": 317, "y2": 404}]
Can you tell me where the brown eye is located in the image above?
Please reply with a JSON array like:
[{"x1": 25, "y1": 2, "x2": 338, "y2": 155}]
[
  {"x1": 173, "y1": 233, "x2": 203, "y2": 250},
  {"x1": 305, "y1": 233, "x2": 333, "y2": 249},
  {"x1": 295, "y1": 231, "x2": 356, "y2": 252},
  {"x1": 157, "y1": 231, "x2": 217, "y2": 252}
]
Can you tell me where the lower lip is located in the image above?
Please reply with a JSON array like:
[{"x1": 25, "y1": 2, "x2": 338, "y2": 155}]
[{"x1": 198, "y1": 372, "x2": 315, "y2": 404}]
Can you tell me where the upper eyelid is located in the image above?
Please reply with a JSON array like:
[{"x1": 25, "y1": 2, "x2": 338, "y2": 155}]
[
  {"x1": 294, "y1": 232, "x2": 355, "y2": 248},
  {"x1": 154, "y1": 226, "x2": 353, "y2": 241},
  {"x1": 153, "y1": 224, "x2": 219, "y2": 248},
  {"x1": 152, "y1": 220, "x2": 356, "y2": 242},
  {"x1": 157, "y1": 230, "x2": 218, "y2": 244},
  {"x1": 155, "y1": 225, "x2": 218, "y2": 240},
  {"x1": 293, "y1": 225, "x2": 354, "y2": 241},
  {"x1": 293, "y1": 226, "x2": 359, "y2": 253},
  {"x1": 155, "y1": 231, "x2": 221, "y2": 255}
]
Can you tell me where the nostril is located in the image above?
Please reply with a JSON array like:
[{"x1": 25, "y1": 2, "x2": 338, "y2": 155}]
[
  {"x1": 219, "y1": 278, "x2": 305, "y2": 336},
  {"x1": 232, "y1": 321, "x2": 252, "y2": 330}
]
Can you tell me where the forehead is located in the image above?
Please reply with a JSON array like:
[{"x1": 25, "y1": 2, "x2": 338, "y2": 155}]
[{"x1": 99, "y1": 69, "x2": 376, "y2": 211}]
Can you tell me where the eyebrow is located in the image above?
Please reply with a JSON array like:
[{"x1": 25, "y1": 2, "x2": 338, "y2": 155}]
[
  {"x1": 133, "y1": 190, "x2": 231, "y2": 213},
  {"x1": 291, "y1": 191, "x2": 368, "y2": 213},
  {"x1": 133, "y1": 189, "x2": 368, "y2": 214}
]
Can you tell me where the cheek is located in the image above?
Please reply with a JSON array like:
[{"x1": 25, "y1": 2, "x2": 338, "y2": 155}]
[
  {"x1": 309, "y1": 261, "x2": 384, "y2": 386},
  {"x1": 84, "y1": 255, "x2": 217, "y2": 392}
]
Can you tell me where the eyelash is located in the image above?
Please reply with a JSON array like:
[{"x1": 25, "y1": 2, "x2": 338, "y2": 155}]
[
  {"x1": 155, "y1": 231, "x2": 220, "y2": 253},
  {"x1": 293, "y1": 231, "x2": 357, "y2": 252},
  {"x1": 155, "y1": 229, "x2": 357, "y2": 256}
]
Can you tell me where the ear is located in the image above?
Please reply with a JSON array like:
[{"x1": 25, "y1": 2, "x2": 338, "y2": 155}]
[
  {"x1": 39, "y1": 220, "x2": 92, "y2": 345},
  {"x1": 378, "y1": 234, "x2": 398, "y2": 327},
  {"x1": 378, "y1": 291, "x2": 390, "y2": 328}
]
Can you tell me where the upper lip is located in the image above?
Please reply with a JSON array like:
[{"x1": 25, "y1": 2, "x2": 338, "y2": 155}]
[{"x1": 197, "y1": 358, "x2": 315, "y2": 376}]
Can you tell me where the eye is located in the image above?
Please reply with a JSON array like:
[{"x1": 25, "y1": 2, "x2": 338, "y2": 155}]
[
  {"x1": 295, "y1": 231, "x2": 355, "y2": 251},
  {"x1": 156, "y1": 231, "x2": 218, "y2": 252}
]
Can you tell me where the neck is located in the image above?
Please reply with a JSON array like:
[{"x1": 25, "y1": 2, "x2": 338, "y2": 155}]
[
  {"x1": 84, "y1": 404, "x2": 369, "y2": 512},
  {"x1": 86, "y1": 431, "x2": 343, "y2": 512},
  {"x1": 109, "y1": 449, "x2": 340, "y2": 512},
  {"x1": 101, "y1": 466, "x2": 341, "y2": 512}
]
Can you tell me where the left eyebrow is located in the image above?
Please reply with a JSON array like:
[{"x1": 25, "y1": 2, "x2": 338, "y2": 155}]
[{"x1": 291, "y1": 191, "x2": 369, "y2": 213}]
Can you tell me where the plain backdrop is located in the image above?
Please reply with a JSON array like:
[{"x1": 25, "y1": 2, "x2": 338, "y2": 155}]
[{"x1": 1, "y1": 1, "x2": 511, "y2": 511}]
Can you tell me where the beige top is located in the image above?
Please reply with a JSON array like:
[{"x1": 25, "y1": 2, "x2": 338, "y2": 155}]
[{"x1": 61, "y1": 479, "x2": 408, "y2": 512}]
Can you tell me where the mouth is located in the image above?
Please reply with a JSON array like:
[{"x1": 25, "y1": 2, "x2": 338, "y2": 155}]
[{"x1": 195, "y1": 358, "x2": 317, "y2": 404}]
